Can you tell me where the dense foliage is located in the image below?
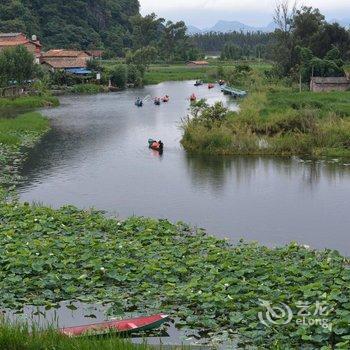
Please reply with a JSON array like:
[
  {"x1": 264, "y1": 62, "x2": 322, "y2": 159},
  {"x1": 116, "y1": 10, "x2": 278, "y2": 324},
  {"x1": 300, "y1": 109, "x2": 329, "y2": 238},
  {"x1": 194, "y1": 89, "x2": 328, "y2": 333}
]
[
  {"x1": 191, "y1": 31, "x2": 272, "y2": 59},
  {"x1": 0, "y1": 202, "x2": 350, "y2": 348},
  {"x1": 272, "y1": 3, "x2": 350, "y2": 79},
  {"x1": 0, "y1": 46, "x2": 36, "y2": 87},
  {"x1": 0, "y1": 0, "x2": 139, "y2": 54},
  {"x1": 127, "y1": 13, "x2": 202, "y2": 62}
]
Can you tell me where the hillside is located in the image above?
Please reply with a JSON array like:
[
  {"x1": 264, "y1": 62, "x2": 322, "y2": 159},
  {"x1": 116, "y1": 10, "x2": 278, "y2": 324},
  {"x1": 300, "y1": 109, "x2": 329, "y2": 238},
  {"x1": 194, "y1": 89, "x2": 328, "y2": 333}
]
[{"x1": 0, "y1": 0, "x2": 140, "y2": 54}]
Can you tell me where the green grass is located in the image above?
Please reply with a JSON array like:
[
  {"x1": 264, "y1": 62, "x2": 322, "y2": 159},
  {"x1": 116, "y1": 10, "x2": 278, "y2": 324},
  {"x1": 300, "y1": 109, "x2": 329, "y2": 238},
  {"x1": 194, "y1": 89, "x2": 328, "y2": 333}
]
[
  {"x1": 144, "y1": 65, "x2": 213, "y2": 85},
  {"x1": 0, "y1": 96, "x2": 59, "y2": 109},
  {"x1": 0, "y1": 111, "x2": 51, "y2": 189},
  {"x1": 181, "y1": 70, "x2": 350, "y2": 158},
  {"x1": 0, "y1": 112, "x2": 50, "y2": 147},
  {"x1": 0, "y1": 320, "x2": 149, "y2": 350},
  {"x1": 144, "y1": 62, "x2": 272, "y2": 85}
]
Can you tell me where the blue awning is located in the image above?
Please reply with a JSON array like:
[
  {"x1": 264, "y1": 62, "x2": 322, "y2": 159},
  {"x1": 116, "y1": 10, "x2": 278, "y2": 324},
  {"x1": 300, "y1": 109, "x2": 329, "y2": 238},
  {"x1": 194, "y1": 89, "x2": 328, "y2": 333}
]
[{"x1": 65, "y1": 68, "x2": 92, "y2": 75}]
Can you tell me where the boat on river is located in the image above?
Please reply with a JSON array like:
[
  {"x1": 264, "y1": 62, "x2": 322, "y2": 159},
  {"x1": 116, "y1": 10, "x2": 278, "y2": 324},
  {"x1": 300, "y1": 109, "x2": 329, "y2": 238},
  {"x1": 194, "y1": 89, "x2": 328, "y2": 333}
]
[
  {"x1": 221, "y1": 86, "x2": 247, "y2": 98},
  {"x1": 60, "y1": 313, "x2": 169, "y2": 337},
  {"x1": 154, "y1": 97, "x2": 161, "y2": 105},
  {"x1": 162, "y1": 95, "x2": 170, "y2": 103},
  {"x1": 190, "y1": 93, "x2": 197, "y2": 102},
  {"x1": 148, "y1": 139, "x2": 164, "y2": 151},
  {"x1": 194, "y1": 80, "x2": 203, "y2": 86},
  {"x1": 135, "y1": 98, "x2": 143, "y2": 107},
  {"x1": 208, "y1": 83, "x2": 215, "y2": 89}
]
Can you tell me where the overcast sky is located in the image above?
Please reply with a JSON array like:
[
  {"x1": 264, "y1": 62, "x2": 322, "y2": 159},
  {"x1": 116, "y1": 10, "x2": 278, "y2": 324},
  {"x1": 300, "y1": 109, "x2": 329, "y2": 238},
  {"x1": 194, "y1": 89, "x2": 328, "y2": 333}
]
[{"x1": 140, "y1": 0, "x2": 350, "y2": 28}]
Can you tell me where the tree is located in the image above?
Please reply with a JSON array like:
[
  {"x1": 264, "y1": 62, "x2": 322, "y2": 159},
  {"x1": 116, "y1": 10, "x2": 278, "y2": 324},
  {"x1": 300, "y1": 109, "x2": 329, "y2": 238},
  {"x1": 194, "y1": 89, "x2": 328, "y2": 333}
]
[
  {"x1": 0, "y1": 0, "x2": 140, "y2": 54},
  {"x1": 272, "y1": 0, "x2": 297, "y2": 75},
  {"x1": 295, "y1": 46, "x2": 345, "y2": 82},
  {"x1": 130, "y1": 13, "x2": 164, "y2": 49},
  {"x1": 109, "y1": 64, "x2": 127, "y2": 88},
  {"x1": 0, "y1": 46, "x2": 35, "y2": 87},
  {"x1": 292, "y1": 6, "x2": 325, "y2": 48},
  {"x1": 221, "y1": 44, "x2": 243, "y2": 60},
  {"x1": 125, "y1": 46, "x2": 158, "y2": 70}
]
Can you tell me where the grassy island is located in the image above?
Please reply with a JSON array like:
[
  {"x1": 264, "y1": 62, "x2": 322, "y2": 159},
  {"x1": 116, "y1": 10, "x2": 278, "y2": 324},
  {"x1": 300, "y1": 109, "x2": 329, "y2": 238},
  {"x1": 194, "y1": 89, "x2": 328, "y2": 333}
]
[{"x1": 181, "y1": 71, "x2": 350, "y2": 158}]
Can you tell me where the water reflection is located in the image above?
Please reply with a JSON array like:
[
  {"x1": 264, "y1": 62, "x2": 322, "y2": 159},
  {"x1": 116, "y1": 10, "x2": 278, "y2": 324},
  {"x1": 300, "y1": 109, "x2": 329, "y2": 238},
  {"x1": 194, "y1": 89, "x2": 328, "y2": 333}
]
[
  {"x1": 185, "y1": 154, "x2": 350, "y2": 194},
  {"x1": 17, "y1": 82, "x2": 350, "y2": 255}
]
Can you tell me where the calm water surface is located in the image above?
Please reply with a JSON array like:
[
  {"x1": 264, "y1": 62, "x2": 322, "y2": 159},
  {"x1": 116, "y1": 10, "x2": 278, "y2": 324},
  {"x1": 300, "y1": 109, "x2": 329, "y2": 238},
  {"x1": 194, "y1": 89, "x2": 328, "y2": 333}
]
[{"x1": 18, "y1": 81, "x2": 350, "y2": 255}]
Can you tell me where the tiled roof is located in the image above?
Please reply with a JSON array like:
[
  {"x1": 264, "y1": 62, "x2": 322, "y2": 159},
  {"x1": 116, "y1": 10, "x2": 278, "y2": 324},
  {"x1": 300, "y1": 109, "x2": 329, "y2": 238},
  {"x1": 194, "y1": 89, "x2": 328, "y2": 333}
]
[
  {"x1": 42, "y1": 49, "x2": 89, "y2": 58},
  {"x1": 0, "y1": 33, "x2": 41, "y2": 47},
  {"x1": 312, "y1": 77, "x2": 350, "y2": 84},
  {"x1": 0, "y1": 33, "x2": 22, "y2": 37},
  {"x1": 42, "y1": 58, "x2": 87, "y2": 69},
  {"x1": 0, "y1": 40, "x2": 28, "y2": 46}
]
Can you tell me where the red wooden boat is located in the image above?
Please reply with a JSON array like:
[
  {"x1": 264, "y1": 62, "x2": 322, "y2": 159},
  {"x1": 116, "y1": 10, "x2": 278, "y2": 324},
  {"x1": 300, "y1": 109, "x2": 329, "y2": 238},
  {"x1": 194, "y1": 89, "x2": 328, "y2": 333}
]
[{"x1": 59, "y1": 313, "x2": 169, "y2": 337}]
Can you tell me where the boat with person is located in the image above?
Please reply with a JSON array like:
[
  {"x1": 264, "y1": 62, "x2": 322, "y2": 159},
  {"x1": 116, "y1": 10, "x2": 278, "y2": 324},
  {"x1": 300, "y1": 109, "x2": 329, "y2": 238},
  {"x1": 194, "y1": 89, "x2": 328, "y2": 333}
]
[
  {"x1": 154, "y1": 97, "x2": 161, "y2": 105},
  {"x1": 190, "y1": 93, "x2": 197, "y2": 102},
  {"x1": 208, "y1": 83, "x2": 215, "y2": 89},
  {"x1": 60, "y1": 313, "x2": 169, "y2": 337},
  {"x1": 194, "y1": 80, "x2": 203, "y2": 86},
  {"x1": 148, "y1": 139, "x2": 164, "y2": 152},
  {"x1": 135, "y1": 98, "x2": 143, "y2": 107},
  {"x1": 162, "y1": 95, "x2": 170, "y2": 103}
]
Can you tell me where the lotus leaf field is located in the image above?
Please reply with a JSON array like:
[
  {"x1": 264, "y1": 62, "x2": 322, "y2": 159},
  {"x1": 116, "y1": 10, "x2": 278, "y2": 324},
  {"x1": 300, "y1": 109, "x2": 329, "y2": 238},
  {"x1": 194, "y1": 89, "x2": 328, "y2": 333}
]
[{"x1": 0, "y1": 202, "x2": 350, "y2": 348}]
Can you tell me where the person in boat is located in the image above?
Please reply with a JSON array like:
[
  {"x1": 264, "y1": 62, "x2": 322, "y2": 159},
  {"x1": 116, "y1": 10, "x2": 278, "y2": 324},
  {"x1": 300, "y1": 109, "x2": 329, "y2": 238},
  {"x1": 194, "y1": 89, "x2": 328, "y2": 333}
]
[
  {"x1": 135, "y1": 97, "x2": 143, "y2": 106},
  {"x1": 190, "y1": 93, "x2": 196, "y2": 101},
  {"x1": 158, "y1": 140, "x2": 164, "y2": 150},
  {"x1": 154, "y1": 97, "x2": 161, "y2": 105}
]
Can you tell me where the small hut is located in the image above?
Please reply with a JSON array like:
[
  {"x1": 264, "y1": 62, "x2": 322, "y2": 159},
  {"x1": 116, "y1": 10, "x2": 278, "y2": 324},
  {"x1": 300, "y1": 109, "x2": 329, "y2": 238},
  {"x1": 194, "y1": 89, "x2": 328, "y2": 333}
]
[{"x1": 310, "y1": 77, "x2": 350, "y2": 92}]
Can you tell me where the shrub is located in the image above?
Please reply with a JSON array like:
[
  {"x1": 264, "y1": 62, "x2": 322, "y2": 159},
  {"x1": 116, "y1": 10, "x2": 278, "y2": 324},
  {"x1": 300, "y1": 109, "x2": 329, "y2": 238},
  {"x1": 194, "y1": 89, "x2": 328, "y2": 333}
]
[{"x1": 110, "y1": 65, "x2": 127, "y2": 89}]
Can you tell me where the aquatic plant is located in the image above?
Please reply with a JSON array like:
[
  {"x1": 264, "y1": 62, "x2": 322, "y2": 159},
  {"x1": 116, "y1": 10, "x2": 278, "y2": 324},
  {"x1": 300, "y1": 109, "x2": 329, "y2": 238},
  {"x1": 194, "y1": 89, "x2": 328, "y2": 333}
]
[{"x1": 0, "y1": 202, "x2": 349, "y2": 348}]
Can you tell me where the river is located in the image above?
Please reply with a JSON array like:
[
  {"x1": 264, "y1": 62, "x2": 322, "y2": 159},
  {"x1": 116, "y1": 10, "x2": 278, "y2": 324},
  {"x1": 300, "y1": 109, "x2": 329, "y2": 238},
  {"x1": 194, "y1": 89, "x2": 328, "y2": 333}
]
[{"x1": 18, "y1": 81, "x2": 350, "y2": 255}]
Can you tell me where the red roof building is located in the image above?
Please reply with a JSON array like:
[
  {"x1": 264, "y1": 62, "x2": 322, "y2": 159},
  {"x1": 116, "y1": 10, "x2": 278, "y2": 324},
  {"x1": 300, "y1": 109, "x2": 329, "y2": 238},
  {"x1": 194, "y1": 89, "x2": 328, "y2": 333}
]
[
  {"x1": 41, "y1": 49, "x2": 91, "y2": 70},
  {"x1": 0, "y1": 33, "x2": 42, "y2": 62}
]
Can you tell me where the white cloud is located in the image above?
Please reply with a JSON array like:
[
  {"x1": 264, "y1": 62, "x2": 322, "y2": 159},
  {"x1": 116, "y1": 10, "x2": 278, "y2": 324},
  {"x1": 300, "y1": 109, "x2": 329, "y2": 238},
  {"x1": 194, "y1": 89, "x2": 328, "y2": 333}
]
[{"x1": 139, "y1": 0, "x2": 350, "y2": 28}]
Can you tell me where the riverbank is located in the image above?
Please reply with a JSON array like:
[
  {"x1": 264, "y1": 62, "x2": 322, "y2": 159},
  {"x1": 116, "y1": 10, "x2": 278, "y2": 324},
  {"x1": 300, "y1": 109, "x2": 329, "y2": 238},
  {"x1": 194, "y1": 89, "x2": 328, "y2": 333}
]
[
  {"x1": 0, "y1": 320, "x2": 150, "y2": 350},
  {"x1": 181, "y1": 79, "x2": 350, "y2": 158},
  {"x1": 0, "y1": 95, "x2": 59, "y2": 109},
  {"x1": 0, "y1": 111, "x2": 51, "y2": 190}
]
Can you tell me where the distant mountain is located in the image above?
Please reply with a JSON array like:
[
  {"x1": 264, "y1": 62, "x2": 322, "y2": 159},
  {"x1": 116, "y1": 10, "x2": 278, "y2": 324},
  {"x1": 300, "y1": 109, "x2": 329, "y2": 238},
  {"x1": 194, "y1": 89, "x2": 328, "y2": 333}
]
[
  {"x1": 332, "y1": 19, "x2": 350, "y2": 28},
  {"x1": 187, "y1": 25, "x2": 202, "y2": 35},
  {"x1": 187, "y1": 20, "x2": 277, "y2": 35}
]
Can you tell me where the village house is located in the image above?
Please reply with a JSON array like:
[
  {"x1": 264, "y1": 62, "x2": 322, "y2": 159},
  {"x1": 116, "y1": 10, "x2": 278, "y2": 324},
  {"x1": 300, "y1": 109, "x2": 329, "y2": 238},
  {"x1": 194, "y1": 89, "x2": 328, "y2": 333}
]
[
  {"x1": 187, "y1": 60, "x2": 209, "y2": 67},
  {"x1": 41, "y1": 49, "x2": 91, "y2": 72},
  {"x1": 0, "y1": 32, "x2": 42, "y2": 63},
  {"x1": 310, "y1": 76, "x2": 350, "y2": 92}
]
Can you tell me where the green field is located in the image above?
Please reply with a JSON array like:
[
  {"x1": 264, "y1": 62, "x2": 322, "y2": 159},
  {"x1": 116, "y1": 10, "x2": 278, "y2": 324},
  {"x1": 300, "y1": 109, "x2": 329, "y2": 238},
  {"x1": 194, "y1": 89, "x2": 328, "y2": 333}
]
[{"x1": 144, "y1": 61, "x2": 272, "y2": 85}]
